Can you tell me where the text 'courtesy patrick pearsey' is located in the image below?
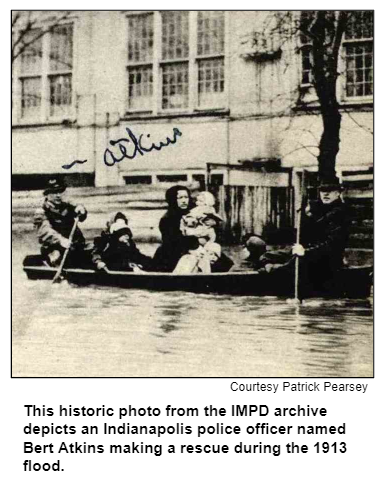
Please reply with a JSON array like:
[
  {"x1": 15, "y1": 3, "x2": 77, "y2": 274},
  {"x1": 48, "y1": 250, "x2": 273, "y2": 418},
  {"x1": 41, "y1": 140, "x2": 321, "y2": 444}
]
[{"x1": 229, "y1": 381, "x2": 369, "y2": 393}]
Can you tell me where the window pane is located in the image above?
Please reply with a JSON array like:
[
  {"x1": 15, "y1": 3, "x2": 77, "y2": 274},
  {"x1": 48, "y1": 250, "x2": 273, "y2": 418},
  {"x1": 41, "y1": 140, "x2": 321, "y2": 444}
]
[
  {"x1": 49, "y1": 74, "x2": 72, "y2": 115},
  {"x1": 128, "y1": 66, "x2": 153, "y2": 110},
  {"x1": 50, "y1": 24, "x2": 73, "y2": 72},
  {"x1": 161, "y1": 11, "x2": 189, "y2": 60},
  {"x1": 346, "y1": 43, "x2": 373, "y2": 97},
  {"x1": 197, "y1": 11, "x2": 225, "y2": 56},
  {"x1": 128, "y1": 14, "x2": 154, "y2": 62},
  {"x1": 21, "y1": 78, "x2": 41, "y2": 118},
  {"x1": 346, "y1": 11, "x2": 373, "y2": 40},
  {"x1": 198, "y1": 58, "x2": 225, "y2": 108},
  {"x1": 157, "y1": 174, "x2": 188, "y2": 183},
  {"x1": 162, "y1": 63, "x2": 188, "y2": 109},
  {"x1": 124, "y1": 175, "x2": 152, "y2": 185},
  {"x1": 20, "y1": 30, "x2": 42, "y2": 75}
]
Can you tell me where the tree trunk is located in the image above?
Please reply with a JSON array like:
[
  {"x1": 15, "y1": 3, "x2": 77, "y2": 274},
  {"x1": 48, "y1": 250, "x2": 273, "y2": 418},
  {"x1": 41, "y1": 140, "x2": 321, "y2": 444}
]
[{"x1": 318, "y1": 103, "x2": 341, "y2": 180}]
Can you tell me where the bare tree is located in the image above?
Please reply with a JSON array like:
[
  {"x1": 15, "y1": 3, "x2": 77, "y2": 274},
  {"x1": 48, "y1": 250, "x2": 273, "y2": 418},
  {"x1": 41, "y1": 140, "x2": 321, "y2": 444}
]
[
  {"x1": 248, "y1": 10, "x2": 373, "y2": 182},
  {"x1": 12, "y1": 11, "x2": 71, "y2": 64}
]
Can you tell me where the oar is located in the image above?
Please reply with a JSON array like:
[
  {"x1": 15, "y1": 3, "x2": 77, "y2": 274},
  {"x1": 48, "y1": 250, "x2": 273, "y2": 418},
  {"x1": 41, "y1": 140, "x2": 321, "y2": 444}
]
[{"x1": 52, "y1": 216, "x2": 80, "y2": 284}]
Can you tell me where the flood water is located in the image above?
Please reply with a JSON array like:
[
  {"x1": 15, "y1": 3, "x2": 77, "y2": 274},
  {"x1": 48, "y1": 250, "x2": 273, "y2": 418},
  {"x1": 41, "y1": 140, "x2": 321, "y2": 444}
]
[{"x1": 12, "y1": 232, "x2": 373, "y2": 378}]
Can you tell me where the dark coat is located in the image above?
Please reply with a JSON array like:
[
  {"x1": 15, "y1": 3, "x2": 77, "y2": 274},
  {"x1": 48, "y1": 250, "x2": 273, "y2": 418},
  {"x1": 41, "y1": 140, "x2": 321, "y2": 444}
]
[
  {"x1": 34, "y1": 199, "x2": 87, "y2": 255},
  {"x1": 92, "y1": 230, "x2": 152, "y2": 272},
  {"x1": 300, "y1": 198, "x2": 349, "y2": 290},
  {"x1": 301, "y1": 198, "x2": 349, "y2": 269},
  {"x1": 211, "y1": 253, "x2": 234, "y2": 273},
  {"x1": 152, "y1": 186, "x2": 192, "y2": 272}
]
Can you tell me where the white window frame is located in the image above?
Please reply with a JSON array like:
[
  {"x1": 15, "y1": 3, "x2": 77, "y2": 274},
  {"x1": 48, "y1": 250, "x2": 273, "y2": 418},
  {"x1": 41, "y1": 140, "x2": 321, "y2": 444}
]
[
  {"x1": 340, "y1": 12, "x2": 373, "y2": 104},
  {"x1": 125, "y1": 11, "x2": 228, "y2": 115},
  {"x1": 12, "y1": 19, "x2": 76, "y2": 124},
  {"x1": 298, "y1": 11, "x2": 373, "y2": 104}
]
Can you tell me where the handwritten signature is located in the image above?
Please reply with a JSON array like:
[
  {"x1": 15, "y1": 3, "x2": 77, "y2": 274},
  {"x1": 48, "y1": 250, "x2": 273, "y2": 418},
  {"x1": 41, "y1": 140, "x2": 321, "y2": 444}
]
[{"x1": 104, "y1": 127, "x2": 182, "y2": 167}]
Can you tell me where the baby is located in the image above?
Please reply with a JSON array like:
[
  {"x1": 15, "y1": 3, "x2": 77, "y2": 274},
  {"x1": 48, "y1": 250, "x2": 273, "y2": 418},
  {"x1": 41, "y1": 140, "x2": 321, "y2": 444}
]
[{"x1": 180, "y1": 191, "x2": 222, "y2": 245}]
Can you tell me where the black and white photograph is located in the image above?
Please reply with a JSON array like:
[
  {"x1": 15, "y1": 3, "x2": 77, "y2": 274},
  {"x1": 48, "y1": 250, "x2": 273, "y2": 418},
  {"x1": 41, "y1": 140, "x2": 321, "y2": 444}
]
[{"x1": 12, "y1": 10, "x2": 374, "y2": 378}]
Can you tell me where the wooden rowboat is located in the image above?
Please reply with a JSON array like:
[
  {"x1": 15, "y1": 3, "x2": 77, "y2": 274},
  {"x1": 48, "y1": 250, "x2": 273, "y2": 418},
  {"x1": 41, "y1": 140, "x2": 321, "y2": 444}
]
[{"x1": 23, "y1": 255, "x2": 372, "y2": 298}]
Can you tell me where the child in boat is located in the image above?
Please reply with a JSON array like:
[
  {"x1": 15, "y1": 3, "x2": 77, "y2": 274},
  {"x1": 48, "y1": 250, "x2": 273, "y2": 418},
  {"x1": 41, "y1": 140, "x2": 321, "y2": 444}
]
[
  {"x1": 173, "y1": 237, "x2": 211, "y2": 274},
  {"x1": 205, "y1": 242, "x2": 222, "y2": 268},
  {"x1": 173, "y1": 237, "x2": 222, "y2": 274},
  {"x1": 92, "y1": 212, "x2": 152, "y2": 272},
  {"x1": 180, "y1": 191, "x2": 222, "y2": 245}
]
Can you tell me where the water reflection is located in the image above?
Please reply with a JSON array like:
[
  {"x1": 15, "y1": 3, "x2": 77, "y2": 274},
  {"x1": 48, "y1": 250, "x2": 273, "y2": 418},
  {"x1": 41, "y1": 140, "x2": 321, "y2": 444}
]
[{"x1": 12, "y1": 233, "x2": 373, "y2": 378}]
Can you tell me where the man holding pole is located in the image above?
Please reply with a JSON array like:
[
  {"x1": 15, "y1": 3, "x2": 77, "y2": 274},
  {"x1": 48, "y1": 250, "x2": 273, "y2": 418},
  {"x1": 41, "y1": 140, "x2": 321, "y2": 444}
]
[
  {"x1": 244, "y1": 176, "x2": 349, "y2": 296},
  {"x1": 33, "y1": 177, "x2": 89, "y2": 268},
  {"x1": 292, "y1": 176, "x2": 349, "y2": 294}
]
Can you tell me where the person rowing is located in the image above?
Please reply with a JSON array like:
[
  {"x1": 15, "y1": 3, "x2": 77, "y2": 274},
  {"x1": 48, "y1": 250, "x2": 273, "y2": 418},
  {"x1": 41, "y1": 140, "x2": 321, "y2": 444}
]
[{"x1": 33, "y1": 177, "x2": 90, "y2": 268}]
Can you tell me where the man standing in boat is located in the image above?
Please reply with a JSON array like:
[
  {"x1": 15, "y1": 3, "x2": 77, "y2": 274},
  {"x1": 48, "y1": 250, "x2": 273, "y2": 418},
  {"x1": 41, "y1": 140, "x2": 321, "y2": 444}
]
[
  {"x1": 292, "y1": 176, "x2": 349, "y2": 292},
  {"x1": 244, "y1": 177, "x2": 349, "y2": 293},
  {"x1": 33, "y1": 177, "x2": 88, "y2": 267}
]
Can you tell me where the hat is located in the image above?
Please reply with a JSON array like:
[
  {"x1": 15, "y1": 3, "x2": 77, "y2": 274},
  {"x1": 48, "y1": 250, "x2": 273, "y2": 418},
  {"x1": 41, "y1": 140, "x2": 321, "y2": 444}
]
[
  {"x1": 44, "y1": 177, "x2": 66, "y2": 195},
  {"x1": 246, "y1": 235, "x2": 266, "y2": 250},
  {"x1": 109, "y1": 218, "x2": 132, "y2": 238},
  {"x1": 318, "y1": 177, "x2": 343, "y2": 192}
]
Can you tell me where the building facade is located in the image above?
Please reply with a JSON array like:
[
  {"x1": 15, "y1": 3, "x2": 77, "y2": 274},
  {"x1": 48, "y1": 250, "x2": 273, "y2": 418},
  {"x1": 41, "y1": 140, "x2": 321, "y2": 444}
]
[{"x1": 12, "y1": 11, "x2": 373, "y2": 189}]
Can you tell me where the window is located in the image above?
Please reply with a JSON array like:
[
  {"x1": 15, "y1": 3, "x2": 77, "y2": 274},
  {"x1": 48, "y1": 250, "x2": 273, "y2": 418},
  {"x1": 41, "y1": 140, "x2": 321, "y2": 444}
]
[
  {"x1": 127, "y1": 14, "x2": 154, "y2": 110},
  {"x1": 15, "y1": 23, "x2": 74, "y2": 121},
  {"x1": 197, "y1": 11, "x2": 225, "y2": 107},
  {"x1": 299, "y1": 11, "x2": 373, "y2": 100},
  {"x1": 299, "y1": 11, "x2": 315, "y2": 86},
  {"x1": 124, "y1": 175, "x2": 152, "y2": 185},
  {"x1": 344, "y1": 11, "x2": 373, "y2": 98},
  {"x1": 126, "y1": 11, "x2": 226, "y2": 113},
  {"x1": 19, "y1": 30, "x2": 43, "y2": 119},
  {"x1": 49, "y1": 24, "x2": 73, "y2": 116},
  {"x1": 210, "y1": 174, "x2": 224, "y2": 186},
  {"x1": 156, "y1": 174, "x2": 188, "y2": 183}
]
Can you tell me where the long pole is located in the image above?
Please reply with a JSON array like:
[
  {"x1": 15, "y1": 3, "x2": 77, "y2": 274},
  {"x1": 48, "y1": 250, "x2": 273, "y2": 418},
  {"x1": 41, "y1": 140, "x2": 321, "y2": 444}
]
[
  {"x1": 52, "y1": 216, "x2": 80, "y2": 284},
  {"x1": 294, "y1": 172, "x2": 305, "y2": 302}
]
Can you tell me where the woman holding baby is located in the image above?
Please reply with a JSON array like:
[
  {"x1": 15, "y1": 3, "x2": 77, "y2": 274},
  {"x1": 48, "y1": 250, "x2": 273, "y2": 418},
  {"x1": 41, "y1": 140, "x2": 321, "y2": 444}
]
[{"x1": 152, "y1": 185, "x2": 233, "y2": 273}]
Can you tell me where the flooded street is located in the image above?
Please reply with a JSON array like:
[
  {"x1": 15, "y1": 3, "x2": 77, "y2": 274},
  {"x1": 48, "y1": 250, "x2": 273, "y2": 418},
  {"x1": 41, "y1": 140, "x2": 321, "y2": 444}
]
[{"x1": 12, "y1": 232, "x2": 373, "y2": 378}]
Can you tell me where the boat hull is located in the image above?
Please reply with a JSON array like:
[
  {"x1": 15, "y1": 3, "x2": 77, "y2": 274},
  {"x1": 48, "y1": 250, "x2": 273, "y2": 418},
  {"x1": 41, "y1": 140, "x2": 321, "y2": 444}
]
[{"x1": 22, "y1": 255, "x2": 372, "y2": 298}]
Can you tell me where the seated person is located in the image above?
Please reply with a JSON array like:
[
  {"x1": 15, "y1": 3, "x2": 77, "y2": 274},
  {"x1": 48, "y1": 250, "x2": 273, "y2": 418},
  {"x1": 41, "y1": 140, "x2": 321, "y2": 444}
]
[
  {"x1": 173, "y1": 238, "x2": 223, "y2": 274},
  {"x1": 241, "y1": 234, "x2": 267, "y2": 269},
  {"x1": 205, "y1": 242, "x2": 222, "y2": 269},
  {"x1": 33, "y1": 177, "x2": 89, "y2": 268},
  {"x1": 241, "y1": 234, "x2": 292, "y2": 273},
  {"x1": 173, "y1": 237, "x2": 211, "y2": 274},
  {"x1": 92, "y1": 213, "x2": 152, "y2": 272},
  {"x1": 152, "y1": 185, "x2": 192, "y2": 272}
]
